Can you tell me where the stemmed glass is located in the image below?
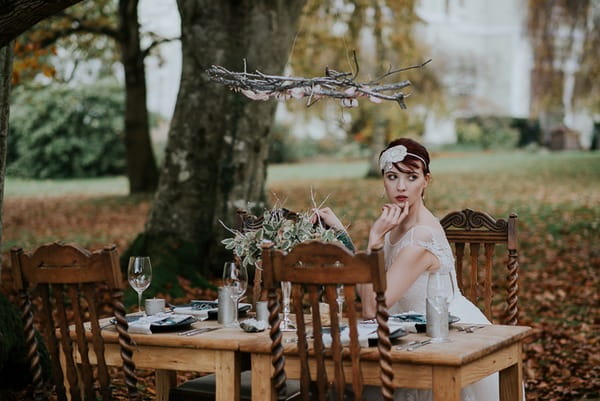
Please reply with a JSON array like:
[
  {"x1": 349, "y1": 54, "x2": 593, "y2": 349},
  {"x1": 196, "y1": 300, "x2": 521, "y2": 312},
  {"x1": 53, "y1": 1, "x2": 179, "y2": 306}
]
[
  {"x1": 222, "y1": 261, "x2": 248, "y2": 328},
  {"x1": 426, "y1": 271, "x2": 455, "y2": 342},
  {"x1": 336, "y1": 284, "x2": 345, "y2": 325},
  {"x1": 280, "y1": 281, "x2": 296, "y2": 331},
  {"x1": 127, "y1": 256, "x2": 152, "y2": 315}
]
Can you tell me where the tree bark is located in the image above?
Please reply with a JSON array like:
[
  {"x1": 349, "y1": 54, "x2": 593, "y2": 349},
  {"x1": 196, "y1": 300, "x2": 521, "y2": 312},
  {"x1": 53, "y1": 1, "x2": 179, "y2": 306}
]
[
  {"x1": 0, "y1": 0, "x2": 84, "y2": 47},
  {"x1": 118, "y1": 0, "x2": 158, "y2": 193},
  {"x1": 0, "y1": 44, "x2": 14, "y2": 278},
  {"x1": 127, "y1": 0, "x2": 306, "y2": 286}
]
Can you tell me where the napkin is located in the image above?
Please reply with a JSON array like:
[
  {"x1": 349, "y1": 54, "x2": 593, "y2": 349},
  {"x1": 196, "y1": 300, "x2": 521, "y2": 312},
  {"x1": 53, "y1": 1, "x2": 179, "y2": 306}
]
[
  {"x1": 172, "y1": 306, "x2": 210, "y2": 320},
  {"x1": 127, "y1": 313, "x2": 193, "y2": 334}
]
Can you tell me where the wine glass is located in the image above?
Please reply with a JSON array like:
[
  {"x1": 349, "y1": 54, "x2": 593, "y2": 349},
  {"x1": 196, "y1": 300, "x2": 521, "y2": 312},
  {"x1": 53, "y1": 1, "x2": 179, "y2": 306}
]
[
  {"x1": 426, "y1": 271, "x2": 454, "y2": 342},
  {"x1": 280, "y1": 281, "x2": 296, "y2": 331},
  {"x1": 222, "y1": 261, "x2": 248, "y2": 328},
  {"x1": 336, "y1": 284, "x2": 345, "y2": 325},
  {"x1": 128, "y1": 256, "x2": 152, "y2": 315}
]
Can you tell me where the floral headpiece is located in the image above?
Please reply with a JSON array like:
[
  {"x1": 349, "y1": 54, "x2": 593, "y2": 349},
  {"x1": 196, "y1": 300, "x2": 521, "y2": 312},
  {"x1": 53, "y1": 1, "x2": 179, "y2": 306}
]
[{"x1": 379, "y1": 144, "x2": 428, "y2": 172}]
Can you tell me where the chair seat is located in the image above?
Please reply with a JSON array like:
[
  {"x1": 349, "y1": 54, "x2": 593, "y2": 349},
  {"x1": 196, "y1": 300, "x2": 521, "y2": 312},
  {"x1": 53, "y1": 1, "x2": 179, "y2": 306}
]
[{"x1": 169, "y1": 370, "x2": 301, "y2": 401}]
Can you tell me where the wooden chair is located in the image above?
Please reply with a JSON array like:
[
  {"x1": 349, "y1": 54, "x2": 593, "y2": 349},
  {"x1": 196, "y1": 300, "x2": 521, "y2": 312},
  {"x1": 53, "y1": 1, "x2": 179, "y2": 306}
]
[
  {"x1": 10, "y1": 242, "x2": 138, "y2": 401},
  {"x1": 262, "y1": 240, "x2": 393, "y2": 401},
  {"x1": 440, "y1": 208, "x2": 519, "y2": 325},
  {"x1": 169, "y1": 208, "x2": 302, "y2": 401}
]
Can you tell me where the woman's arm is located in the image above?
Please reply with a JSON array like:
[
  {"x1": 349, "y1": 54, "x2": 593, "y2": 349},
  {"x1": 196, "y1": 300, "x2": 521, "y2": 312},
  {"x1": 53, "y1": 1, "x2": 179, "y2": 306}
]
[{"x1": 359, "y1": 245, "x2": 439, "y2": 318}]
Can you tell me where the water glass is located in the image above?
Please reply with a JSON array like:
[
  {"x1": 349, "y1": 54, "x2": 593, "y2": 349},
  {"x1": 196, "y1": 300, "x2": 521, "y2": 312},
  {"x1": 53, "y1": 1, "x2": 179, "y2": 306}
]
[{"x1": 426, "y1": 271, "x2": 454, "y2": 342}]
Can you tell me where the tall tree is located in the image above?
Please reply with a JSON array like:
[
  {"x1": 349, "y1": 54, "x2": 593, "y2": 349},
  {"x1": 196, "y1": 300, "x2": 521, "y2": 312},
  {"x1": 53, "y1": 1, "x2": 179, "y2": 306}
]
[
  {"x1": 527, "y1": 0, "x2": 600, "y2": 142},
  {"x1": 286, "y1": 0, "x2": 442, "y2": 176},
  {"x1": 126, "y1": 0, "x2": 307, "y2": 291},
  {"x1": 12, "y1": 0, "x2": 165, "y2": 193},
  {"x1": 0, "y1": 44, "x2": 12, "y2": 280},
  {"x1": 0, "y1": 0, "x2": 85, "y2": 273}
]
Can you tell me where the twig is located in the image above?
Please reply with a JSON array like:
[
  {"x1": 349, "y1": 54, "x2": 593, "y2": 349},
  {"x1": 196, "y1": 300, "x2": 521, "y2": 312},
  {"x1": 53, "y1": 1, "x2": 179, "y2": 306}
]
[{"x1": 206, "y1": 57, "x2": 430, "y2": 109}]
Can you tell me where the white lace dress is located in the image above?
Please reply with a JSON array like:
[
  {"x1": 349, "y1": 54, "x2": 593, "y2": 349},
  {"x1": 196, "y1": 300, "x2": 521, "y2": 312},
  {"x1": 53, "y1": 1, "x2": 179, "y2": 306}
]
[{"x1": 363, "y1": 225, "x2": 499, "y2": 401}]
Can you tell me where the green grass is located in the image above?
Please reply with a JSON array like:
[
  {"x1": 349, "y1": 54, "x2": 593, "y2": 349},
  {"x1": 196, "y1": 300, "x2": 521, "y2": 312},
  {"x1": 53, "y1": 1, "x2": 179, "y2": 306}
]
[{"x1": 5, "y1": 150, "x2": 598, "y2": 197}]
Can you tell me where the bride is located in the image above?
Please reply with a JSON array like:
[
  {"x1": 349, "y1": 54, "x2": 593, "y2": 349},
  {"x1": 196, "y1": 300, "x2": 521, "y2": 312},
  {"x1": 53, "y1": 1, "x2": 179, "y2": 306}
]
[{"x1": 313, "y1": 138, "x2": 499, "y2": 401}]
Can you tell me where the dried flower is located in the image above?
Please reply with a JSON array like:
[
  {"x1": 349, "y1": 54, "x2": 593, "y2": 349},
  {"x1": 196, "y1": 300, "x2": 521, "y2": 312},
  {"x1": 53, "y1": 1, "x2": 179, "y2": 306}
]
[{"x1": 221, "y1": 208, "x2": 342, "y2": 270}]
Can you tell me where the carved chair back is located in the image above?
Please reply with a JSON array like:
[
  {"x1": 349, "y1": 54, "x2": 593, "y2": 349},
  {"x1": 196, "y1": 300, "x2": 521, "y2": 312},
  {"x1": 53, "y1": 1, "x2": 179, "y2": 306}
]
[
  {"x1": 262, "y1": 240, "x2": 393, "y2": 401},
  {"x1": 10, "y1": 242, "x2": 138, "y2": 401},
  {"x1": 440, "y1": 209, "x2": 519, "y2": 325}
]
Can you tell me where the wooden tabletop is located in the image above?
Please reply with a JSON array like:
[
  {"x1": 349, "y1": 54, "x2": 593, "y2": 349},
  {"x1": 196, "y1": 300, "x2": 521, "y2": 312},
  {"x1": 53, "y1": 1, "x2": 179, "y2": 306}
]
[{"x1": 237, "y1": 323, "x2": 532, "y2": 366}]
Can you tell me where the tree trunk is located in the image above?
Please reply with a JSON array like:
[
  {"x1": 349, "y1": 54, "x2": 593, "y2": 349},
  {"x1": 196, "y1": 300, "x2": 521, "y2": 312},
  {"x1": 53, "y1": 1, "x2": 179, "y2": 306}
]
[
  {"x1": 0, "y1": 0, "x2": 84, "y2": 47},
  {"x1": 124, "y1": 0, "x2": 306, "y2": 292},
  {"x1": 0, "y1": 44, "x2": 13, "y2": 279},
  {"x1": 118, "y1": 0, "x2": 158, "y2": 193}
]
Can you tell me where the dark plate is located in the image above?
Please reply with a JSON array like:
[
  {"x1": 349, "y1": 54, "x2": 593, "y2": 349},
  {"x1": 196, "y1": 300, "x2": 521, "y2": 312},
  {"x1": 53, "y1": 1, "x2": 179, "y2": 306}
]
[
  {"x1": 368, "y1": 327, "x2": 408, "y2": 347},
  {"x1": 150, "y1": 316, "x2": 197, "y2": 333},
  {"x1": 207, "y1": 304, "x2": 252, "y2": 320},
  {"x1": 415, "y1": 315, "x2": 460, "y2": 333}
]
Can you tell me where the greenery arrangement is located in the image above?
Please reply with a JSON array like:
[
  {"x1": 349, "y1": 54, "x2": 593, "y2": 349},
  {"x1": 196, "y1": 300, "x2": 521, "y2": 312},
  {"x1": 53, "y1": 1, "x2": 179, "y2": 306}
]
[{"x1": 221, "y1": 208, "x2": 343, "y2": 271}]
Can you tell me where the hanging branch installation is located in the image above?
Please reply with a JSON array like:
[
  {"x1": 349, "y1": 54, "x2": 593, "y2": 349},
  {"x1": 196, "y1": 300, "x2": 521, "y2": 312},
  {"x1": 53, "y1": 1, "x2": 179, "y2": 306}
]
[{"x1": 207, "y1": 54, "x2": 431, "y2": 109}]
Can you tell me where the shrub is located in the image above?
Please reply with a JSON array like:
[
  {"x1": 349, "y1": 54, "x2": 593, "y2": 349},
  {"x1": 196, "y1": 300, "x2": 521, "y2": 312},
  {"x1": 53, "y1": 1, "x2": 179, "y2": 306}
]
[
  {"x1": 8, "y1": 82, "x2": 126, "y2": 179},
  {"x1": 456, "y1": 116, "x2": 520, "y2": 150}
]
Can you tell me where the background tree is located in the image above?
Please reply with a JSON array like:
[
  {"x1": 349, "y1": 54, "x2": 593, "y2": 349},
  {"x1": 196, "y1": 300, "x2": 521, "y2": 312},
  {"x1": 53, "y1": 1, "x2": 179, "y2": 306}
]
[
  {"x1": 0, "y1": 0, "x2": 86, "y2": 277},
  {"x1": 287, "y1": 0, "x2": 443, "y2": 176},
  {"x1": 12, "y1": 0, "x2": 172, "y2": 193},
  {"x1": 527, "y1": 0, "x2": 600, "y2": 144},
  {"x1": 125, "y1": 0, "x2": 307, "y2": 295}
]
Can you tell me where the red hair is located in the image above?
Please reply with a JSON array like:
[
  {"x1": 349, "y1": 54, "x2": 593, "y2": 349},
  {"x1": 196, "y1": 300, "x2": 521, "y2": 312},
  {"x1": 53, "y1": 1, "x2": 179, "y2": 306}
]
[{"x1": 379, "y1": 138, "x2": 430, "y2": 174}]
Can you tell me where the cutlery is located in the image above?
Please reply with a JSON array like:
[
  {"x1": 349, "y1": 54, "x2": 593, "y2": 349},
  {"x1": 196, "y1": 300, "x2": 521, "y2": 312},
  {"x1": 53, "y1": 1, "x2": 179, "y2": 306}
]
[
  {"x1": 457, "y1": 325, "x2": 485, "y2": 333},
  {"x1": 178, "y1": 327, "x2": 220, "y2": 336},
  {"x1": 394, "y1": 340, "x2": 419, "y2": 350},
  {"x1": 406, "y1": 339, "x2": 432, "y2": 351}
]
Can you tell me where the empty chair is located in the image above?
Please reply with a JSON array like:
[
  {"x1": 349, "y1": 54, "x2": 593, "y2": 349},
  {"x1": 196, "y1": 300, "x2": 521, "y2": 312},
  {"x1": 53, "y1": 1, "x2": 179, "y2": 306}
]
[
  {"x1": 262, "y1": 240, "x2": 393, "y2": 401},
  {"x1": 440, "y1": 208, "x2": 519, "y2": 325},
  {"x1": 10, "y1": 242, "x2": 138, "y2": 401}
]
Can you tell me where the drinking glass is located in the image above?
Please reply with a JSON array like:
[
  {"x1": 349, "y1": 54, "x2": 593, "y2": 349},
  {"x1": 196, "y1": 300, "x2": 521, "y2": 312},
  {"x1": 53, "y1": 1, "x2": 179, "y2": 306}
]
[
  {"x1": 127, "y1": 256, "x2": 152, "y2": 315},
  {"x1": 336, "y1": 284, "x2": 345, "y2": 324},
  {"x1": 280, "y1": 281, "x2": 295, "y2": 331},
  {"x1": 426, "y1": 271, "x2": 454, "y2": 342},
  {"x1": 222, "y1": 261, "x2": 248, "y2": 328}
]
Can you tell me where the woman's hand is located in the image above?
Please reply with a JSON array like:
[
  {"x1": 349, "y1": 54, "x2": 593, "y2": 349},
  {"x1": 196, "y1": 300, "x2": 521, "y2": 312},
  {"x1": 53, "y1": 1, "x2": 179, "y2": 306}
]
[
  {"x1": 368, "y1": 202, "x2": 409, "y2": 250},
  {"x1": 311, "y1": 207, "x2": 345, "y2": 231}
]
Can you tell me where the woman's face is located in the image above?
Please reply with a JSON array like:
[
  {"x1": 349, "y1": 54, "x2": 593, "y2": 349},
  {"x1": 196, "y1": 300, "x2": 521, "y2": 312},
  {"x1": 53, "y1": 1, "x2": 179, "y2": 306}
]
[{"x1": 382, "y1": 162, "x2": 430, "y2": 208}]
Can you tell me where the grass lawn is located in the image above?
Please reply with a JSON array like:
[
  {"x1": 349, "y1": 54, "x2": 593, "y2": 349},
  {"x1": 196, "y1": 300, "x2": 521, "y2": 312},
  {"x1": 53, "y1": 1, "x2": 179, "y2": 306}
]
[{"x1": 2, "y1": 149, "x2": 599, "y2": 401}]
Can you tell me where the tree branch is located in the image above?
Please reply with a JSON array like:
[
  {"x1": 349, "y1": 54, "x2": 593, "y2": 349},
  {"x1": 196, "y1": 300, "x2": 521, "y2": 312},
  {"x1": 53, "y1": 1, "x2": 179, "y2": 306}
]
[
  {"x1": 142, "y1": 36, "x2": 180, "y2": 59},
  {"x1": 207, "y1": 58, "x2": 428, "y2": 109},
  {"x1": 0, "y1": 0, "x2": 85, "y2": 47}
]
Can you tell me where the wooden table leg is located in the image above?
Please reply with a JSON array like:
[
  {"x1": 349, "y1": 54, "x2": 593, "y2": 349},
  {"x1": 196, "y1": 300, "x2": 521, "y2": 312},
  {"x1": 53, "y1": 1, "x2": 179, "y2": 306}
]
[
  {"x1": 500, "y1": 345, "x2": 523, "y2": 401},
  {"x1": 156, "y1": 369, "x2": 177, "y2": 401},
  {"x1": 216, "y1": 350, "x2": 241, "y2": 401},
  {"x1": 433, "y1": 366, "x2": 461, "y2": 401},
  {"x1": 251, "y1": 353, "x2": 273, "y2": 401}
]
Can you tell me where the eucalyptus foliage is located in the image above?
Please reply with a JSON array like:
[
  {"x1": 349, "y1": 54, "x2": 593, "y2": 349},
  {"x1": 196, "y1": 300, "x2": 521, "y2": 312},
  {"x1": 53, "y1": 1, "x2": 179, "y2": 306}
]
[
  {"x1": 221, "y1": 209, "x2": 341, "y2": 270},
  {"x1": 8, "y1": 82, "x2": 126, "y2": 179}
]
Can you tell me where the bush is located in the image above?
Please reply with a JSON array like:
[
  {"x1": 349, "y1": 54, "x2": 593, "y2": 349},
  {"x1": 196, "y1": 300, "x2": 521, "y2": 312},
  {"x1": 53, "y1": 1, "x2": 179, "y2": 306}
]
[
  {"x1": 8, "y1": 82, "x2": 126, "y2": 179},
  {"x1": 456, "y1": 116, "x2": 520, "y2": 150}
]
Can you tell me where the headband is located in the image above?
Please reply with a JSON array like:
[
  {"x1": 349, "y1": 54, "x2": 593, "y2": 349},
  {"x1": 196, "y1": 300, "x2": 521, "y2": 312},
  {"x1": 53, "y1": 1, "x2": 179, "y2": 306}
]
[{"x1": 379, "y1": 144, "x2": 428, "y2": 172}]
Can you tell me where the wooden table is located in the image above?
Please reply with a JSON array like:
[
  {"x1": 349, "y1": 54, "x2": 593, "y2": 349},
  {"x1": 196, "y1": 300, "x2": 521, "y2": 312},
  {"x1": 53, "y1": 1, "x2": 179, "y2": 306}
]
[
  {"x1": 95, "y1": 320, "x2": 530, "y2": 401},
  {"x1": 241, "y1": 323, "x2": 532, "y2": 401},
  {"x1": 91, "y1": 319, "x2": 256, "y2": 401}
]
